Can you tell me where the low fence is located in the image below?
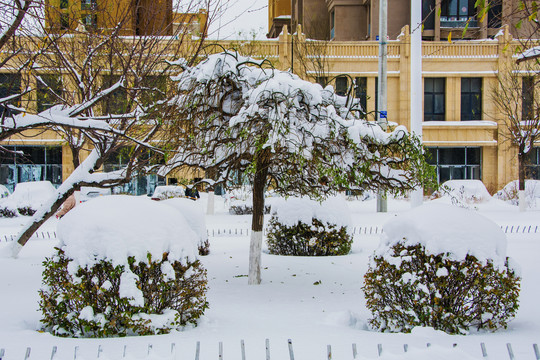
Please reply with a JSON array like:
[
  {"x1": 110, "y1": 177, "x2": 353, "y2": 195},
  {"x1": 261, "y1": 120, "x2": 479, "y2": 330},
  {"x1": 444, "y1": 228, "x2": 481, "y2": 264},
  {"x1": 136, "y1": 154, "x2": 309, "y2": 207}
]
[
  {"x1": 1, "y1": 340, "x2": 539, "y2": 360},
  {"x1": 1, "y1": 224, "x2": 539, "y2": 242}
]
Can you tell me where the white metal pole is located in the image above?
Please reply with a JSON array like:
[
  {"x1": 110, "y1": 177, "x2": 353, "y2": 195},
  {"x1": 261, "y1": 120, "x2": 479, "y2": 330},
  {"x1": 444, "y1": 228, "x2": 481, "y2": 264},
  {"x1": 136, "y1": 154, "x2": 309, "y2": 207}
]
[
  {"x1": 377, "y1": 0, "x2": 388, "y2": 212},
  {"x1": 410, "y1": 0, "x2": 424, "y2": 207}
]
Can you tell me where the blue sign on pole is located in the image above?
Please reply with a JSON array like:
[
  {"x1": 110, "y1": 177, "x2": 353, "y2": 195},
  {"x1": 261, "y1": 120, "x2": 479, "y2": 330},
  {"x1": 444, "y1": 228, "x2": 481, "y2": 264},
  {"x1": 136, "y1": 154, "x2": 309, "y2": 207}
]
[{"x1": 380, "y1": 111, "x2": 387, "y2": 119}]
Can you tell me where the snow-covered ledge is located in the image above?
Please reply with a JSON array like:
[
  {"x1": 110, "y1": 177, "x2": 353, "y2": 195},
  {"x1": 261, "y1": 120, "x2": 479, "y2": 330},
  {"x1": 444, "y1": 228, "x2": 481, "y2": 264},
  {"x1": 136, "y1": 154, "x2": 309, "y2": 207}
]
[{"x1": 422, "y1": 121, "x2": 498, "y2": 128}]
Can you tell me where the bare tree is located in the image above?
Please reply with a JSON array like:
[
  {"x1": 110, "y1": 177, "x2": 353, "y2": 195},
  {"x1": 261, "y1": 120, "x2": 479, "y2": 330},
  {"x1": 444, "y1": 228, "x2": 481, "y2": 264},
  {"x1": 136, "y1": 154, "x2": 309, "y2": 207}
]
[
  {"x1": 3, "y1": 0, "x2": 222, "y2": 256},
  {"x1": 491, "y1": 58, "x2": 540, "y2": 209}
]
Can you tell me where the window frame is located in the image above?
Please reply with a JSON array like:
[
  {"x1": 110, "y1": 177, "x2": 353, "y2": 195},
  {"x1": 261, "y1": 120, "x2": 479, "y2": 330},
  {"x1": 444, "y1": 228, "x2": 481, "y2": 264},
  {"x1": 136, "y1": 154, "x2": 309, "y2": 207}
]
[
  {"x1": 461, "y1": 77, "x2": 483, "y2": 121},
  {"x1": 424, "y1": 77, "x2": 446, "y2": 121}
]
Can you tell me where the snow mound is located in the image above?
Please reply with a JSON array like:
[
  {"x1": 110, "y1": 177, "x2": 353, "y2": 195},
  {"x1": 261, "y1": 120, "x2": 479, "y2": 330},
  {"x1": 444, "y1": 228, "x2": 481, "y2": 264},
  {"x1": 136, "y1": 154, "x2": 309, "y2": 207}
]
[
  {"x1": 1, "y1": 181, "x2": 56, "y2": 210},
  {"x1": 57, "y1": 195, "x2": 198, "y2": 271},
  {"x1": 162, "y1": 198, "x2": 207, "y2": 243},
  {"x1": 433, "y1": 180, "x2": 491, "y2": 203},
  {"x1": 271, "y1": 196, "x2": 351, "y2": 229},
  {"x1": 380, "y1": 203, "x2": 507, "y2": 268},
  {"x1": 495, "y1": 179, "x2": 540, "y2": 206}
]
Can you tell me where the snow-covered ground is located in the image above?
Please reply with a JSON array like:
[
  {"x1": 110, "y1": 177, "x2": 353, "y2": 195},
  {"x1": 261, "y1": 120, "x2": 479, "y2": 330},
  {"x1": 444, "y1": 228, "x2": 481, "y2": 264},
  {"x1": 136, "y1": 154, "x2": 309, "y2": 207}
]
[{"x1": 0, "y1": 193, "x2": 539, "y2": 360}]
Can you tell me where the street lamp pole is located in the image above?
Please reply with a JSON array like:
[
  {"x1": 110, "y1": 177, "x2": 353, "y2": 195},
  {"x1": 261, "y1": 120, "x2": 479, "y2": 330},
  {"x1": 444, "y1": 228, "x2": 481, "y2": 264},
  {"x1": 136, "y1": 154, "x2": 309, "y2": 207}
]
[
  {"x1": 377, "y1": 0, "x2": 388, "y2": 212},
  {"x1": 410, "y1": 0, "x2": 424, "y2": 207}
]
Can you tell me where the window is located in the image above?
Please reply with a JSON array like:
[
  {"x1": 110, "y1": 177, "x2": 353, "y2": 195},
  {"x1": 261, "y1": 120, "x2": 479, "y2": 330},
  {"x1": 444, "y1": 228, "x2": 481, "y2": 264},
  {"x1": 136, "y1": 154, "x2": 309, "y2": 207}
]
[
  {"x1": 440, "y1": 0, "x2": 477, "y2": 27},
  {"x1": 0, "y1": 146, "x2": 62, "y2": 191},
  {"x1": 60, "y1": 0, "x2": 68, "y2": 9},
  {"x1": 81, "y1": 14, "x2": 98, "y2": 30},
  {"x1": 461, "y1": 77, "x2": 482, "y2": 120},
  {"x1": 0, "y1": 73, "x2": 21, "y2": 117},
  {"x1": 316, "y1": 77, "x2": 328, "y2": 88},
  {"x1": 60, "y1": 14, "x2": 70, "y2": 30},
  {"x1": 102, "y1": 75, "x2": 128, "y2": 114},
  {"x1": 526, "y1": 148, "x2": 540, "y2": 179},
  {"x1": 81, "y1": 0, "x2": 97, "y2": 10},
  {"x1": 522, "y1": 76, "x2": 535, "y2": 121},
  {"x1": 424, "y1": 78, "x2": 445, "y2": 121},
  {"x1": 330, "y1": 10, "x2": 335, "y2": 40},
  {"x1": 488, "y1": 3, "x2": 502, "y2": 28},
  {"x1": 422, "y1": 0, "x2": 436, "y2": 30},
  {"x1": 335, "y1": 76, "x2": 348, "y2": 96},
  {"x1": 427, "y1": 147, "x2": 481, "y2": 183},
  {"x1": 37, "y1": 75, "x2": 63, "y2": 113},
  {"x1": 140, "y1": 75, "x2": 167, "y2": 105},
  {"x1": 355, "y1": 77, "x2": 367, "y2": 114}
]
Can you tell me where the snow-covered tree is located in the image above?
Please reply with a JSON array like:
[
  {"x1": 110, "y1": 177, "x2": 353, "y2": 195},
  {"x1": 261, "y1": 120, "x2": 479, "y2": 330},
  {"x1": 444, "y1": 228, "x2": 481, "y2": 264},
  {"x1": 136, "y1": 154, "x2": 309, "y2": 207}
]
[{"x1": 165, "y1": 51, "x2": 432, "y2": 284}]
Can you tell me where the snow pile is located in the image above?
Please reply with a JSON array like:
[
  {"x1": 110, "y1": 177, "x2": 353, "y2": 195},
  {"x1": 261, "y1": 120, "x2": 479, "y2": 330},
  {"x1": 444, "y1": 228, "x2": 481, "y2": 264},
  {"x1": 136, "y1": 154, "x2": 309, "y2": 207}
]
[
  {"x1": 0, "y1": 181, "x2": 56, "y2": 214},
  {"x1": 379, "y1": 203, "x2": 507, "y2": 268},
  {"x1": 495, "y1": 180, "x2": 540, "y2": 207},
  {"x1": 162, "y1": 198, "x2": 207, "y2": 245},
  {"x1": 271, "y1": 196, "x2": 351, "y2": 230},
  {"x1": 433, "y1": 180, "x2": 491, "y2": 204},
  {"x1": 354, "y1": 344, "x2": 481, "y2": 360},
  {"x1": 57, "y1": 195, "x2": 198, "y2": 270}
]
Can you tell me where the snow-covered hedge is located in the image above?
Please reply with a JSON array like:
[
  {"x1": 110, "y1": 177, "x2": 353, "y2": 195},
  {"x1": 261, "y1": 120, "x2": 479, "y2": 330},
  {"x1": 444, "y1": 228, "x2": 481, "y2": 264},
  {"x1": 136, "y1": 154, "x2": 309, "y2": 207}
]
[
  {"x1": 431, "y1": 180, "x2": 491, "y2": 209},
  {"x1": 266, "y1": 197, "x2": 353, "y2": 256},
  {"x1": 0, "y1": 181, "x2": 56, "y2": 217},
  {"x1": 363, "y1": 204, "x2": 520, "y2": 335},
  {"x1": 39, "y1": 196, "x2": 208, "y2": 337},
  {"x1": 162, "y1": 198, "x2": 210, "y2": 255}
]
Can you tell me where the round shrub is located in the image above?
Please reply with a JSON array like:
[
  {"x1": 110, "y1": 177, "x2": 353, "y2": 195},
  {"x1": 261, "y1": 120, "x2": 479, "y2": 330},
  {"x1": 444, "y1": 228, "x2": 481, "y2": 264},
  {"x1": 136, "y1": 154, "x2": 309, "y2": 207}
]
[
  {"x1": 266, "y1": 197, "x2": 352, "y2": 256},
  {"x1": 362, "y1": 203, "x2": 520, "y2": 335},
  {"x1": 38, "y1": 195, "x2": 208, "y2": 338},
  {"x1": 40, "y1": 249, "x2": 208, "y2": 337}
]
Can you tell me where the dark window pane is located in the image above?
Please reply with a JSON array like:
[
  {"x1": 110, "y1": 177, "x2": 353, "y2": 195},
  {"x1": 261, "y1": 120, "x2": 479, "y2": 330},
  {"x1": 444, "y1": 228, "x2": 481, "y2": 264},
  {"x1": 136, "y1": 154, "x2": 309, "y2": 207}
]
[
  {"x1": 522, "y1": 77, "x2": 534, "y2": 120},
  {"x1": 461, "y1": 78, "x2": 482, "y2": 121},
  {"x1": 335, "y1": 76, "x2": 348, "y2": 96},
  {"x1": 37, "y1": 75, "x2": 63, "y2": 113},
  {"x1": 466, "y1": 147, "x2": 481, "y2": 165},
  {"x1": 355, "y1": 77, "x2": 367, "y2": 113},
  {"x1": 426, "y1": 147, "x2": 437, "y2": 165},
  {"x1": 439, "y1": 147, "x2": 465, "y2": 165}
]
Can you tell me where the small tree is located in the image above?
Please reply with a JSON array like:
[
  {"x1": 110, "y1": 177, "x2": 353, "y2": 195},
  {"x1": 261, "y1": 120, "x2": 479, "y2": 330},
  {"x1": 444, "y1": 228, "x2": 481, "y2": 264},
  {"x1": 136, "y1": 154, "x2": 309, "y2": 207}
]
[
  {"x1": 491, "y1": 59, "x2": 540, "y2": 210},
  {"x1": 166, "y1": 51, "x2": 433, "y2": 284}
]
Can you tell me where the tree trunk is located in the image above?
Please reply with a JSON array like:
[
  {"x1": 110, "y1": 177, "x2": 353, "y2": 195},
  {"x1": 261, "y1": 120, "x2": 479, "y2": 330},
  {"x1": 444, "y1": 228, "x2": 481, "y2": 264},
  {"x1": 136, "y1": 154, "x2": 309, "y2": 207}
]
[
  {"x1": 71, "y1": 146, "x2": 80, "y2": 169},
  {"x1": 11, "y1": 189, "x2": 75, "y2": 257},
  {"x1": 248, "y1": 156, "x2": 269, "y2": 285},
  {"x1": 518, "y1": 151, "x2": 527, "y2": 212}
]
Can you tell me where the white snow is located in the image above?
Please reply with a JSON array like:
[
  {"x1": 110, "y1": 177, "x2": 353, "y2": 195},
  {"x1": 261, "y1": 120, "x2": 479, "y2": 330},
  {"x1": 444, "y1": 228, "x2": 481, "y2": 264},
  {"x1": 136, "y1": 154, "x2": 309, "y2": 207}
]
[
  {"x1": 0, "y1": 181, "x2": 56, "y2": 211},
  {"x1": 0, "y1": 191, "x2": 539, "y2": 360},
  {"x1": 161, "y1": 198, "x2": 207, "y2": 245},
  {"x1": 433, "y1": 180, "x2": 492, "y2": 204},
  {"x1": 271, "y1": 196, "x2": 352, "y2": 229},
  {"x1": 57, "y1": 195, "x2": 198, "y2": 270},
  {"x1": 379, "y1": 203, "x2": 508, "y2": 268}
]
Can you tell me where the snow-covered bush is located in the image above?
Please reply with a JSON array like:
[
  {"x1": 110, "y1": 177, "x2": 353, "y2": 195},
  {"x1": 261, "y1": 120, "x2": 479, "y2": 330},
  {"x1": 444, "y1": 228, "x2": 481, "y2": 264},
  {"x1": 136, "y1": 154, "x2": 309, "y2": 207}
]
[
  {"x1": 266, "y1": 197, "x2": 353, "y2": 256},
  {"x1": 151, "y1": 185, "x2": 185, "y2": 201},
  {"x1": 226, "y1": 187, "x2": 272, "y2": 215},
  {"x1": 162, "y1": 198, "x2": 210, "y2": 255},
  {"x1": 363, "y1": 204, "x2": 520, "y2": 335},
  {"x1": 431, "y1": 180, "x2": 491, "y2": 209},
  {"x1": 0, "y1": 181, "x2": 56, "y2": 217},
  {"x1": 495, "y1": 180, "x2": 540, "y2": 208},
  {"x1": 39, "y1": 196, "x2": 208, "y2": 337}
]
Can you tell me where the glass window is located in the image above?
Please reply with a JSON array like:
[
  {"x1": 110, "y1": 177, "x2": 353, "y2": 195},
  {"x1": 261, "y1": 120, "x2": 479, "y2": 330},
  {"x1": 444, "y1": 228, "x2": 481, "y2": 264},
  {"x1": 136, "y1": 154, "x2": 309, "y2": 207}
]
[
  {"x1": 522, "y1": 76, "x2": 535, "y2": 120},
  {"x1": 424, "y1": 78, "x2": 445, "y2": 121},
  {"x1": 461, "y1": 77, "x2": 482, "y2": 121},
  {"x1": 525, "y1": 147, "x2": 540, "y2": 180},
  {"x1": 422, "y1": 0, "x2": 436, "y2": 30},
  {"x1": 488, "y1": 3, "x2": 502, "y2": 28},
  {"x1": 60, "y1": 0, "x2": 68, "y2": 9},
  {"x1": 102, "y1": 75, "x2": 128, "y2": 114},
  {"x1": 427, "y1": 147, "x2": 482, "y2": 184},
  {"x1": 60, "y1": 14, "x2": 70, "y2": 30},
  {"x1": 139, "y1": 75, "x2": 167, "y2": 105},
  {"x1": 0, "y1": 73, "x2": 21, "y2": 116},
  {"x1": 37, "y1": 75, "x2": 63, "y2": 113},
  {"x1": 316, "y1": 77, "x2": 328, "y2": 87},
  {"x1": 355, "y1": 77, "x2": 367, "y2": 114},
  {"x1": 335, "y1": 76, "x2": 348, "y2": 96},
  {"x1": 0, "y1": 146, "x2": 63, "y2": 191}
]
